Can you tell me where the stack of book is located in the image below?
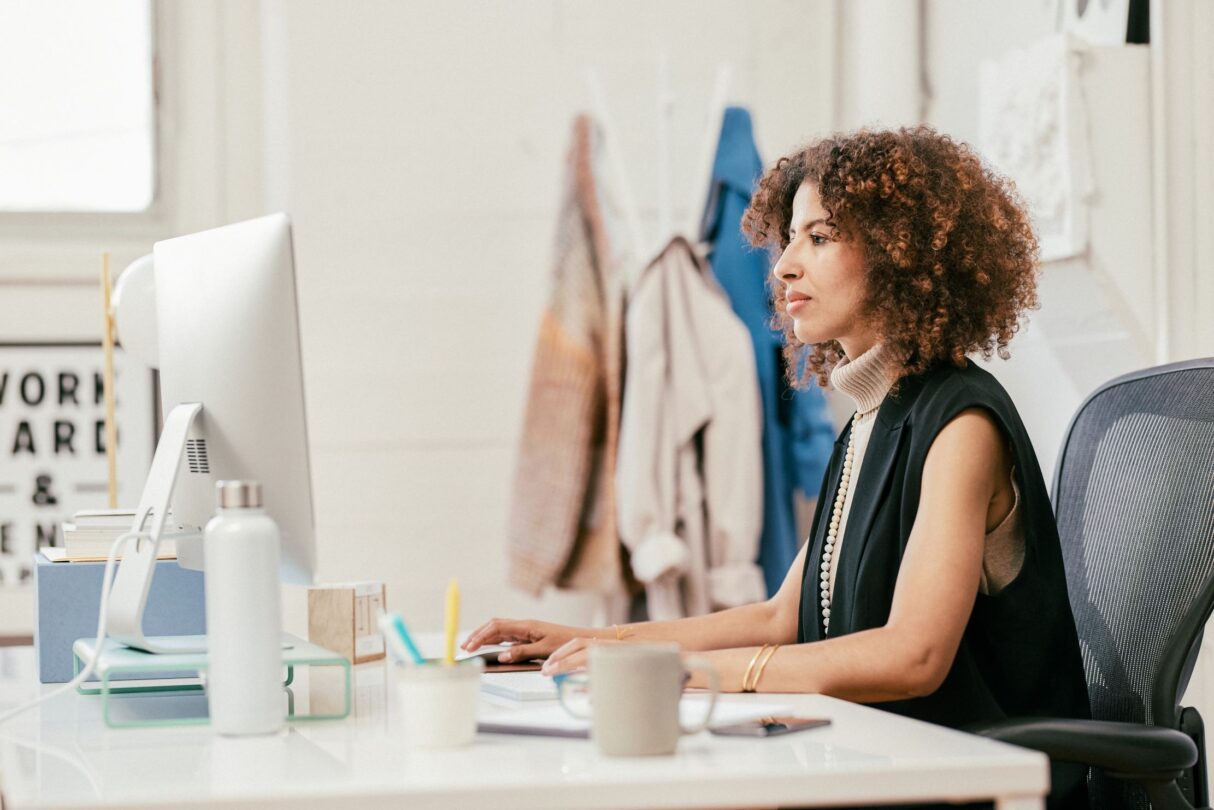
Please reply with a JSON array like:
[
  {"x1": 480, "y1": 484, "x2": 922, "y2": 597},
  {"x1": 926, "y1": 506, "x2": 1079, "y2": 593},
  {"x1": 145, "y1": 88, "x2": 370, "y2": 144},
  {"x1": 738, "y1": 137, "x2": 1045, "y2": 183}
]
[{"x1": 43, "y1": 510, "x2": 188, "y2": 563}]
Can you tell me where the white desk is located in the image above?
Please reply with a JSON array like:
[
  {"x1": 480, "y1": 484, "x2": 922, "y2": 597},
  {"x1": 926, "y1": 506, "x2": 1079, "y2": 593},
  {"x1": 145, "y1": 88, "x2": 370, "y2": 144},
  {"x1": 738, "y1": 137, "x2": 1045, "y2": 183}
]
[{"x1": 0, "y1": 645, "x2": 1048, "y2": 809}]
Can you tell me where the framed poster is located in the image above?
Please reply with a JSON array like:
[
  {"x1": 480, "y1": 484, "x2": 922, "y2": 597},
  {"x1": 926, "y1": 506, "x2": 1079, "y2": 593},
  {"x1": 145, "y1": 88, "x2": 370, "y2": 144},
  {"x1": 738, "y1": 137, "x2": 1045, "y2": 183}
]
[{"x1": 0, "y1": 343, "x2": 156, "y2": 586}]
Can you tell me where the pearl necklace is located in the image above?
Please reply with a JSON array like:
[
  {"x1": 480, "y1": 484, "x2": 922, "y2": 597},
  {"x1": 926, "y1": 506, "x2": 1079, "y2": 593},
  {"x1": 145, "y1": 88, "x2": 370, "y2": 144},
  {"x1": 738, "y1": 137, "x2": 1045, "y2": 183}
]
[{"x1": 820, "y1": 409, "x2": 872, "y2": 635}]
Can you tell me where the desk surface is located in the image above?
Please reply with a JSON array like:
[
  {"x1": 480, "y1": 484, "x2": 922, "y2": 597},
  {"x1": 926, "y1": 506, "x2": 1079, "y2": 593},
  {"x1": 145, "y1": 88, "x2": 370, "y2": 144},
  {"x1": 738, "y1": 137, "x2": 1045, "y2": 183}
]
[{"x1": 0, "y1": 645, "x2": 1048, "y2": 810}]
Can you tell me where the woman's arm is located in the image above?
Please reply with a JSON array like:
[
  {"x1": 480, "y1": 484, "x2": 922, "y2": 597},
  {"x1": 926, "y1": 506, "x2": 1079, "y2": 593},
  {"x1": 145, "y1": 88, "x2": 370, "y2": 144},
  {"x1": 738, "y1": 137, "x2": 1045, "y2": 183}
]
[
  {"x1": 464, "y1": 538, "x2": 812, "y2": 662},
  {"x1": 693, "y1": 408, "x2": 1005, "y2": 696}
]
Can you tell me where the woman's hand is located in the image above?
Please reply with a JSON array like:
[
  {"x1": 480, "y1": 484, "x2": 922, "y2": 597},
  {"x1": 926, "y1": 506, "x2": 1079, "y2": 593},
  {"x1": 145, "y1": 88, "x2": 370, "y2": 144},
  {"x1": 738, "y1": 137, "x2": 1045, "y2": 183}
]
[
  {"x1": 543, "y1": 640, "x2": 716, "y2": 683},
  {"x1": 539, "y1": 637, "x2": 628, "y2": 675},
  {"x1": 461, "y1": 618, "x2": 593, "y2": 663}
]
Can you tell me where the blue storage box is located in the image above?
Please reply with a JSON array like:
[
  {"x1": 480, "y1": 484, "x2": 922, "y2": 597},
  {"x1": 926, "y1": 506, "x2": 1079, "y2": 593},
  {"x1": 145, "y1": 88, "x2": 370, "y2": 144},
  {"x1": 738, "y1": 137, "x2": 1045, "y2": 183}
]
[{"x1": 33, "y1": 551, "x2": 207, "y2": 683}]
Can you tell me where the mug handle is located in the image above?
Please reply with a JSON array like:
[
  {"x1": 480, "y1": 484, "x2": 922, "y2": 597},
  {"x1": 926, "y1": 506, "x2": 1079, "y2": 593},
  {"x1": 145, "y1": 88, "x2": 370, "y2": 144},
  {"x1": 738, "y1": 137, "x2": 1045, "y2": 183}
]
[
  {"x1": 554, "y1": 672, "x2": 593, "y2": 719},
  {"x1": 678, "y1": 656, "x2": 719, "y2": 735}
]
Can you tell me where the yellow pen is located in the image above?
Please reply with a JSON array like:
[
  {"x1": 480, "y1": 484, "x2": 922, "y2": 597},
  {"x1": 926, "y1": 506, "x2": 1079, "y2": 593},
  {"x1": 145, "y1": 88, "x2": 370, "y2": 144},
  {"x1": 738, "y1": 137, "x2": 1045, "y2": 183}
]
[{"x1": 444, "y1": 578, "x2": 459, "y2": 666}]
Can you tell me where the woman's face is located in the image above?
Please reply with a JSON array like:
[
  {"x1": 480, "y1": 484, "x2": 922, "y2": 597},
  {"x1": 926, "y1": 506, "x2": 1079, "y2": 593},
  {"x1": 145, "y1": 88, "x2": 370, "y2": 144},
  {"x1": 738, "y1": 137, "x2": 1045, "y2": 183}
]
[{"x1": 772, "y1": 180, "x2": 876, "y2": 357}]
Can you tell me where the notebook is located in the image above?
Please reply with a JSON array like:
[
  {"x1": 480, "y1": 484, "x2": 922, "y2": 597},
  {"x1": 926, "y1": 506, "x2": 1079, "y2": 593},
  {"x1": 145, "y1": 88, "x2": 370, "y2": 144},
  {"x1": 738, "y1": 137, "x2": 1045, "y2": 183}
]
[{"x1": 478, "y1": 671, "x2": 559, "y2": 701}]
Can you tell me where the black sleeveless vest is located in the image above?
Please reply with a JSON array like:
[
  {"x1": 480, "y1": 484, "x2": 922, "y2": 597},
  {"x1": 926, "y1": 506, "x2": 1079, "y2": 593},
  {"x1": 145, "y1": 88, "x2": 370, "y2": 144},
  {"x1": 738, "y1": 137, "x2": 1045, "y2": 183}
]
[{"x1": 797, "y1": 361, "x2": 1091, "y2": 732}]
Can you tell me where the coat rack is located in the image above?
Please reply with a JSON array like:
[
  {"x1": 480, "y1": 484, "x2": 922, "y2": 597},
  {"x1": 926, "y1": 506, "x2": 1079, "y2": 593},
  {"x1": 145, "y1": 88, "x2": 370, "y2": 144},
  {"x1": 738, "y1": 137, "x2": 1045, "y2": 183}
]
[{"x1": 584, "y1": 56, "x2": 733, "y2": 285}]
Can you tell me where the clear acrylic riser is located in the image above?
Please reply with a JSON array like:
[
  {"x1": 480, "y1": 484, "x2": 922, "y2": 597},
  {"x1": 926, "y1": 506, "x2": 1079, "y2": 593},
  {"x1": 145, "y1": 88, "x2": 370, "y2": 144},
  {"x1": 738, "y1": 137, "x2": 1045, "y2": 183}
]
[{"x1": 72, "y1": 633, "x2": 351, "y2": 729}]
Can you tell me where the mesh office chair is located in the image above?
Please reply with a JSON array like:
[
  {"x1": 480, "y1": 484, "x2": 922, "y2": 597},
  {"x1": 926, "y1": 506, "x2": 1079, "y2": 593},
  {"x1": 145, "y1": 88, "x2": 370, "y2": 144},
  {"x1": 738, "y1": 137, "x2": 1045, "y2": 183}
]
[{"x1": 977, "y1": 358, "x2": 1214, "y2": 810}]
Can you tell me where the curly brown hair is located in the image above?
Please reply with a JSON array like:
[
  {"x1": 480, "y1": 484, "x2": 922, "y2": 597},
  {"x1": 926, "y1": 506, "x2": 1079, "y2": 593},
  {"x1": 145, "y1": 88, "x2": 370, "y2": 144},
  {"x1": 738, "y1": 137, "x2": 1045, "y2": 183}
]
[{"x1": 742, "y1": 125, "x2": 1039, "y2": 388}]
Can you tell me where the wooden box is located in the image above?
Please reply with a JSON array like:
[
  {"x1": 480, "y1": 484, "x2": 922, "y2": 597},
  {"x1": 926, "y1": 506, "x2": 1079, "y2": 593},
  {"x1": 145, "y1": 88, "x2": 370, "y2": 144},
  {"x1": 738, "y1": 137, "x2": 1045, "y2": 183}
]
[{"x1": 307, "y1": 582, "x2": 386, "y2": 664}]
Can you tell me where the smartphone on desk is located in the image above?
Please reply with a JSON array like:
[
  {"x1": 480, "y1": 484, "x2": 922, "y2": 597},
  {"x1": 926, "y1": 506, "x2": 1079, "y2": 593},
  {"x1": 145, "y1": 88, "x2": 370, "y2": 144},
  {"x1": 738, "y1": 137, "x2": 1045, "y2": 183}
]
[{"x1": 710, "y1": 716, "x2": 831, "y2": 737}]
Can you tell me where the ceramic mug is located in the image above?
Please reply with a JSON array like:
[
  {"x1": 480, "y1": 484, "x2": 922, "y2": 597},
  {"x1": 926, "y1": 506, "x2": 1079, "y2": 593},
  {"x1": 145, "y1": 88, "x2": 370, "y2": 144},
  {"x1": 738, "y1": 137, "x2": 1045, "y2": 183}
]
[{"x1": 556, "y1": 643, "x2": 719, "y2": 756}]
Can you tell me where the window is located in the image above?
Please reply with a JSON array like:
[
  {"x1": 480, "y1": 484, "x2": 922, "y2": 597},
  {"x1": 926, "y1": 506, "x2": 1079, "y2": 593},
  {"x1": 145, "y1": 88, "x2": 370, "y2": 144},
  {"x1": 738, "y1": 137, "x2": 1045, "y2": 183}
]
[{"x1": 0, "y1": 1, "x2": 154, "y2": 212}]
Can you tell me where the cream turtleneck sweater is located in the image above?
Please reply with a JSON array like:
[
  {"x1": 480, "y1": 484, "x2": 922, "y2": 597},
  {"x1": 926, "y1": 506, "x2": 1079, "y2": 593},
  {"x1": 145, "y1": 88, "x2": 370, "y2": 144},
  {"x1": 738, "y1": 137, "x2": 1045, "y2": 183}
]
[{"x1": 827, "y1": 345, "x2": 1025, "y2": 599}]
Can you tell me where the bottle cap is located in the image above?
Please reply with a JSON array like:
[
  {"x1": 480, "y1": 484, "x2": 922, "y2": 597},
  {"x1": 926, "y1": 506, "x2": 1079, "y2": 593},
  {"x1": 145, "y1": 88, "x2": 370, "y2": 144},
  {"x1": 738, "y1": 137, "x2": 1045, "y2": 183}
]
[{"x1": 216, "y1": 480, "x2": 263, "y2": 509}]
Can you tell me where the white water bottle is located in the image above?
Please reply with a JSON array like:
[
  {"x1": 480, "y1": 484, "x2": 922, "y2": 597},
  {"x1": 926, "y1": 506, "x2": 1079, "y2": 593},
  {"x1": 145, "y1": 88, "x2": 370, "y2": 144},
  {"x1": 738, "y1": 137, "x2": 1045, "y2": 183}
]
[{"x1": 204, "y1": 480, "x2": 284, "y2": 735}]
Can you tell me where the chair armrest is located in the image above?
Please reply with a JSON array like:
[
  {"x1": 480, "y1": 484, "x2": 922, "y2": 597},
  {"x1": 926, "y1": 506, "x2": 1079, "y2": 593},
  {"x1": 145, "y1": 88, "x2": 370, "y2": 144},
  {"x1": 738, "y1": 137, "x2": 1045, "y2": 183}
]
[{"x1": 971, "y1": 717, "x2": 1198, "y2": 778}]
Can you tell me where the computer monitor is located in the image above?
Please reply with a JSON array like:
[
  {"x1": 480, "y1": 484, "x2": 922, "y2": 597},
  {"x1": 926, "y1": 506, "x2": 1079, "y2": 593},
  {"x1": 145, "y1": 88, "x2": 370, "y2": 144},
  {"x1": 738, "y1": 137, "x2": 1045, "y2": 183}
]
[{"x1": 106, "y1": 213, "x2": 317, "y2": 653}]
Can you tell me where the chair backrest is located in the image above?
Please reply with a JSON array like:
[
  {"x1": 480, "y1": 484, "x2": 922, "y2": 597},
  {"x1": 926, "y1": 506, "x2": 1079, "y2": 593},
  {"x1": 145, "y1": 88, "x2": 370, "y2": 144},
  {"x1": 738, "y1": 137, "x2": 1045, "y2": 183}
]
[{"x1": 1053, "y1": 358, "x2": 1214, "y2": 810}]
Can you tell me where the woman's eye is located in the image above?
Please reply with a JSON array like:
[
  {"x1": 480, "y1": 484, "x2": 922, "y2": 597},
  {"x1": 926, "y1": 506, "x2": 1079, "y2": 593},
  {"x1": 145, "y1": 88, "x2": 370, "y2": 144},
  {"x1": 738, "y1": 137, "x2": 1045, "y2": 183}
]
[{"x1": 810, "y1": 233, "x2": 829, "y2": 245}]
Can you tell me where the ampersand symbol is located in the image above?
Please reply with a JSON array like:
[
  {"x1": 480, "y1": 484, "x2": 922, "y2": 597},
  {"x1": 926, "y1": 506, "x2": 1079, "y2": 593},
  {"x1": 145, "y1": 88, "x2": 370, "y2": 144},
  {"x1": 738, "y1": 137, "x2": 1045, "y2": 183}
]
[{"x1": 32, "y1": 474, "x2": 58, "y2": 506}]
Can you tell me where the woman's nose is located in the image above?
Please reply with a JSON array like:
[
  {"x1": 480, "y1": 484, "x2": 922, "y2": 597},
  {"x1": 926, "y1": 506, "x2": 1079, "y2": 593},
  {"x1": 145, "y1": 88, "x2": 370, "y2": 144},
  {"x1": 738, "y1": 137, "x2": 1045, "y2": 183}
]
[{"x1": 772, "y1": 247, "x2": 802, "y2": 283}]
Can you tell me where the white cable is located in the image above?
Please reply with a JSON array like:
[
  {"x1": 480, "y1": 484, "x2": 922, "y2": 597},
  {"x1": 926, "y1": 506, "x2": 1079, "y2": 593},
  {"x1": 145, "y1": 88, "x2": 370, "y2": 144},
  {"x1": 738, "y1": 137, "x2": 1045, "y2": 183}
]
[
  {"x1": 0, "y1": 531, "x2": 141, "y2": 726},
  {"x1": 0, "y1": 731, "x2": 103, "y2": 797}
]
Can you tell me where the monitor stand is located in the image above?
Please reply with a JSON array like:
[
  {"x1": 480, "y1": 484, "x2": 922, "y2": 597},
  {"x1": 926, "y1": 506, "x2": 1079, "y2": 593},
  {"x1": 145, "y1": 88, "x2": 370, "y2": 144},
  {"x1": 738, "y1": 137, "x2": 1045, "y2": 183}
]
[{"x1": 105, "y1": 402, "x2": 208, "y2": 654}]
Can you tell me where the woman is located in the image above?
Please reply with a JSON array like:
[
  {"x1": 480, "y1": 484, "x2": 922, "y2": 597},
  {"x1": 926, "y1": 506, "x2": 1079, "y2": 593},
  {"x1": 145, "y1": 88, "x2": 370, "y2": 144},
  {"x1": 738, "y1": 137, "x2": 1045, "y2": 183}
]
[{"x1": 465, "y1": 126, "x2": 1090, "y2": 807}]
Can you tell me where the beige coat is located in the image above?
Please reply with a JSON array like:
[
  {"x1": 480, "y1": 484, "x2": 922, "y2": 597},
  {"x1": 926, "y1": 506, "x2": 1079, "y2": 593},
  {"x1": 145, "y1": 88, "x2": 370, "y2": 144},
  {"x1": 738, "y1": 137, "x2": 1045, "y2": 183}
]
[{"x1": 616, "y1": 237, "x2": 765, "y2": 619}]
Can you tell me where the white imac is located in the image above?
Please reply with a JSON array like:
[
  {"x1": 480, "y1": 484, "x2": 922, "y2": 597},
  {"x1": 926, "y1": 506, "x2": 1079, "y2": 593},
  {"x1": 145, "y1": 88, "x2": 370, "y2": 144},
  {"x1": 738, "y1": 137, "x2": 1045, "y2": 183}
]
[{"x1": 106, "y1": 213, "x2": 317, "y2": 653}]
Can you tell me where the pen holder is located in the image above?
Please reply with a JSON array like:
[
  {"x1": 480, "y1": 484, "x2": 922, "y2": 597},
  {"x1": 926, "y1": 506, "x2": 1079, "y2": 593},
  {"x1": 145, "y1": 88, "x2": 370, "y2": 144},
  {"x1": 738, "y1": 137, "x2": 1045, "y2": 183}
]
[{"x1": 396, "y1": 658, "x2": 483, "y2": 748}]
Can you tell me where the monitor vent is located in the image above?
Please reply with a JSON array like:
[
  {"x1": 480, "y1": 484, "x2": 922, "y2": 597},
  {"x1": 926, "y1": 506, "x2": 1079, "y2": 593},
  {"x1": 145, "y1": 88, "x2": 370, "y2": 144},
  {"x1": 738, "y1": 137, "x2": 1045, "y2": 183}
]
[{"x1": 186, "y1": 439, "x2": 211, "y2": 474}]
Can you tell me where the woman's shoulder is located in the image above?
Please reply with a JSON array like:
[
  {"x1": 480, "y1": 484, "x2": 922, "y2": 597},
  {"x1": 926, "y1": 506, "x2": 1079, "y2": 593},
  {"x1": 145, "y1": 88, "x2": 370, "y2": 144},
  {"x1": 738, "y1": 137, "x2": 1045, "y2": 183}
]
[
  {"x1": 874, "y1": 361, "x2": 1034, "y2": 461},
  {"x1": 927, "y1": 359, "x2": 1011, "y2": 400},
  {"x1": 886, "y1": 360, "x2": 1021, "y2": 435}
]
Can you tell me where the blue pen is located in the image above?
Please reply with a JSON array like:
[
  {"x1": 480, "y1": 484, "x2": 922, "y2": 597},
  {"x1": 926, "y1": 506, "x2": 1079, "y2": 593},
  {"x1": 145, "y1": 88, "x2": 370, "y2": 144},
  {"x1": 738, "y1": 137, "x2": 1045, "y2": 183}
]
[{"x1": 390, "y1": 612, "x2": 427, "y2": 665}]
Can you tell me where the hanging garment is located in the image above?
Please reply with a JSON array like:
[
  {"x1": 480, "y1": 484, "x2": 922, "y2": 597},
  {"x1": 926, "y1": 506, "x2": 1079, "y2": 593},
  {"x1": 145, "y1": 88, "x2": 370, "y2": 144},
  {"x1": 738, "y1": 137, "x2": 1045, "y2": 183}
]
[
  {"x1": 699, "y1": 106, "x2": 836, "y2": 596},
  {"x1": 507, "y1": 116, "x2": 626, "y2": 597},
  {"x1": 616, "y1": 236, "x2": 765, "y2": 620}
]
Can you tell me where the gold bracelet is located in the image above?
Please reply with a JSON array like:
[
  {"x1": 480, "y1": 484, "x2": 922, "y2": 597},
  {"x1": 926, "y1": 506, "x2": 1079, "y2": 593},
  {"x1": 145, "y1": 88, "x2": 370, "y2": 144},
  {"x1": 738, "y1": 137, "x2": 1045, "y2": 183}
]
[
  {"x1": 741, "y1": 644, "x2": 770, "y2": 692},
  {"x1": 750, "y1": 644, "x2": 780, "y2": 692}
]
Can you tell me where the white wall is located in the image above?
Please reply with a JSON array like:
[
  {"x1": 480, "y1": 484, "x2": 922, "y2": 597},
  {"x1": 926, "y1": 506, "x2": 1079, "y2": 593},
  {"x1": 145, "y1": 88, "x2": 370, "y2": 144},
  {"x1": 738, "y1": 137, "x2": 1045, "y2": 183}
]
[
  {"x1": 835, "y1": 0, "x2": 922, "y2": 129},
  {"x1": 922, "y1": 0, "x2": 1058, "y2": 146},
  {"x1": 257, "y1": 0, "x2": 835, "y2": 634}
]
